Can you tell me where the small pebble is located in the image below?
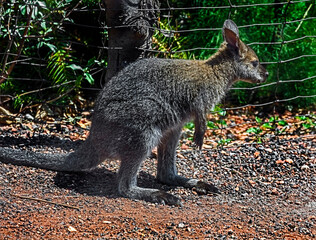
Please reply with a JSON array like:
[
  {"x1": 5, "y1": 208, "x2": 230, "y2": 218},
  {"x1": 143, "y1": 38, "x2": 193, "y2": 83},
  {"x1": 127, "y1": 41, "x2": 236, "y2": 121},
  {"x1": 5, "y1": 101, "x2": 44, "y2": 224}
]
[
  {"x1": 178, "y1": 222, "x2": 185, "y2": 228},
  {"x1": 25, "y1": 114, "x2": 34, "y2": 121},
  {"x1": 301, "y1": 165, "x2": 309, "y2": 170}
]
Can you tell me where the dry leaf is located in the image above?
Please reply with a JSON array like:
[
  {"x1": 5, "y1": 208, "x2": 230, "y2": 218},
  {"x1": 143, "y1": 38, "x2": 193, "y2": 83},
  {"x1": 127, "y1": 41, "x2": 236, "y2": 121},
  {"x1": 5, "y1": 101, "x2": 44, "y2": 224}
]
[
  {"x1": 254, "y1": 151, "x2": 260, "y2": 158},
  {"x1": 181, "y1": 144, "x2": 189, "y2": 150},
  {"x1": 249, "y1": 180, "x2": 256, "y2": 186},
  {"x1": 276, "y1": 160, "x2": 284, "y2": 164}
]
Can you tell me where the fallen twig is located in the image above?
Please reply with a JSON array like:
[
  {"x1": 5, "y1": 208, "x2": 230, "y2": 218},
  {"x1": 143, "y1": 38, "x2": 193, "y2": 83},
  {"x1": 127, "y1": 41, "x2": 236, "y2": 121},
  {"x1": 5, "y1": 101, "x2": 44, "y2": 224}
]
[{"x1": 10, "y1": 193, "x2": 80, "y2": 210}]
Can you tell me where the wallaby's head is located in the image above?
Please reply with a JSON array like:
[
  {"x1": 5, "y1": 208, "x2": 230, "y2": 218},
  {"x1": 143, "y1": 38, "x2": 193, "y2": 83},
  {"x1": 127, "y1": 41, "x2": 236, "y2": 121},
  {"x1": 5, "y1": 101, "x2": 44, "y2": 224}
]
[{"x1": 222, "y1": 19, "x2": 269, "y2": 83}]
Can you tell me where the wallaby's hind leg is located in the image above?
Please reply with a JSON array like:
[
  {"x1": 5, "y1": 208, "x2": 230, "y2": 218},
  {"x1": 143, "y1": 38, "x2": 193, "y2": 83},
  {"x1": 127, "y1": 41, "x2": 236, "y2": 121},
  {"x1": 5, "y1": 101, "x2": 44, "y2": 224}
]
[
  {"x1": 157, "y1": 126, "x2": 219, "y2": 194},
  {"x1": 117, "y1": 153, "x2": 182, "y2": 206},
  {"x1": 117, "y1": 129, "x2": 182, "y2": 206}
]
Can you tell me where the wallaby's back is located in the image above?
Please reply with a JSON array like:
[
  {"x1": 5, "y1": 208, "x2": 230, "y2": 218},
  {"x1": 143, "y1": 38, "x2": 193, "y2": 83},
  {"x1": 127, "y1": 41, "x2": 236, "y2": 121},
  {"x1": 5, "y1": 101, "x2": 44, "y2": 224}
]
[{"x1": 95, "y1": 57, "x2": 230, "y2": 131}]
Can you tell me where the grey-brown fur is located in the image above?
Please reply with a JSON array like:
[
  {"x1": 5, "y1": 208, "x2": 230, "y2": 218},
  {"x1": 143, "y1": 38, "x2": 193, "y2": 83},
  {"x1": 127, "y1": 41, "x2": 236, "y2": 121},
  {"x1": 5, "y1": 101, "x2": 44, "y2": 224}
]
[{"x1": 0, "y1": 20, "x2": 268, "y2": 205}]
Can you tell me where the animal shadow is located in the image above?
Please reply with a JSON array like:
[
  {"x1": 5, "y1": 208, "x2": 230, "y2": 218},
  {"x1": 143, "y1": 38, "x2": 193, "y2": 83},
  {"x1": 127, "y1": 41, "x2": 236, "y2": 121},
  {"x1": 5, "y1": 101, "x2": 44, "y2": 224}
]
[
  {"x1": 54, "y1": 168, "x2": 172, "y2": 199},
  {"x1": 0, "y1": 134, "x2": 83, "y2": 151},
  {"x1": 0, "y1": 135, "x2": 175, "y2": 200}
]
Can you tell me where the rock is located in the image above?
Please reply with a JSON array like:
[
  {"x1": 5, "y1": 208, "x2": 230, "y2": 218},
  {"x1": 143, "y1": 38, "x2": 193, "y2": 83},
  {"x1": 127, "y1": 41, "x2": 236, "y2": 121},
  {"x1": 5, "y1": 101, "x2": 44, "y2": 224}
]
[
  {"x1": 178, "y1": 222, "x2": 185, "y2": 228},
  {"x1": 25, "y1": 114, "x2": 34, "y2": 121},
  {"x1": 271, "y1": 188, "x2": 279, "y2": 195},
  {"x1": 68, "y1": 226, "x2": 77, "y2": 232}
]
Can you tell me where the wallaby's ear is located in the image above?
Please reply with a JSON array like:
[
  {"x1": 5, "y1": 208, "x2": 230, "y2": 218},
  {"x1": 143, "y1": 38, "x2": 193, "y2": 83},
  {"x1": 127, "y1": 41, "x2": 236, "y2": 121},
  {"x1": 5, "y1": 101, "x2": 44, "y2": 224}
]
[{"x1": 222, "y1": 19, "x2": 239, "y2": 50}]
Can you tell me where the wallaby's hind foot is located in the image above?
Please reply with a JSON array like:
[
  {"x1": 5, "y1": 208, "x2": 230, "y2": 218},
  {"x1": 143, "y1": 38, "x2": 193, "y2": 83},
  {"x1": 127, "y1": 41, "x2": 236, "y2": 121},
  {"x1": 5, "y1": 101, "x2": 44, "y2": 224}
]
[
  {"x1": 157, "y1": 126, "x2": 220, "y2": 196},
  {"x1": 158, "y1": 174, "x2": 220, "y2": 195},
  {"x1": 119, "y1": 186, "x2": 182, "y2": 206},
  {"x1": 117, "y1": 156, "x2": 182, "y2": 205},
  {"x1": 192, "y1": 180, "x2": 220, "y2": 195},
  {"x1": 150, "y1": 190, "x2": 182, "y2": 206}
]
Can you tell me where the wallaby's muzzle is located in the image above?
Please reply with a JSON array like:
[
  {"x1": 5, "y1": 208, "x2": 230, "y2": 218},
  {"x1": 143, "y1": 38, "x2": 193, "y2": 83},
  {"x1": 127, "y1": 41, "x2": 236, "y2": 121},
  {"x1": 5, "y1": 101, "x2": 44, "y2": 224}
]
[{"x1": 260, "y1": 65, "x2": 269, "y2": 83}]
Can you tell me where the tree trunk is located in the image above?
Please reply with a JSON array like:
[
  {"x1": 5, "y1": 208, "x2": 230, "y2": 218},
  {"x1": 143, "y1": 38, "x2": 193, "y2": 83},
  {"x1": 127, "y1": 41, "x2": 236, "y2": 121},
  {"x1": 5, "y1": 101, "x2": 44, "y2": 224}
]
[{"x1": 103, "y1": 0, "x2": 159, "y2": 84}]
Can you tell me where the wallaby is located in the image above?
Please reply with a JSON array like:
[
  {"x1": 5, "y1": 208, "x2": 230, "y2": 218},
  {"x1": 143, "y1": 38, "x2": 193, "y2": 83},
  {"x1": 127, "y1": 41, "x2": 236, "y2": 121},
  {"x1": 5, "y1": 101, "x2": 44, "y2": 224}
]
[{"x1": 0, "y1": 20, "x2": 268, "y2": 205}]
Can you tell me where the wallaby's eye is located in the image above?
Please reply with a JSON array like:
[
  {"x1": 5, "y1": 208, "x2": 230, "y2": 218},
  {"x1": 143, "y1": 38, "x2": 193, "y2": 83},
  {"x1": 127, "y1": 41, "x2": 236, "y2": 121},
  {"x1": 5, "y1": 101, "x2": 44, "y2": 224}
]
[{"x1": 251, "y1": 60, "x2": 259, "y2": 68}]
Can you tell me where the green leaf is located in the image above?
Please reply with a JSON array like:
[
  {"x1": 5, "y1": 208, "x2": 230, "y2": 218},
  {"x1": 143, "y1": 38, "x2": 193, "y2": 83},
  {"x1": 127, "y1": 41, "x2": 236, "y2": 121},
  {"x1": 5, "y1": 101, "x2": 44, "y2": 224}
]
[
  {"x1": 84, "y1": 72, "x2": 94, "y2": 84},
  {"x1": 255, "y1": 116, "x2": 262, "y2": 123},
  {"x1": 67, "y1": 64, "x2": 83, "y2": 71},
  {"x1": 217, "y1": 138, "x2": 231, "y2": 146},
  {"x1": 75, "y1": 76, "x2": 83, "y2": 88},
  {"x1": 207, "y1": 121, "x2": 218, "y2": 129},
  {"x1": 43, "y1": 42, "x2": 57, "y2": 52},
  {"x1": 87, "y1": 57, "x2": 96, "y2": 66},
  {"x1": 302, "y1": 123, "x2": 311, "y2": 129},
  {"x1": 217, "y1": 119, "x2": 227, "y2": 126},
  {"x1": 247, "y1": 127, "x2": 262, "y2": 134},
  {"x1": 278, "y1": 120, "x2": 288, "y2": 126},
  {"x1": 262, "y1": 123, "x2": 273, "y2": 129},
  {"x1": 218, "y1": 109, "x2": 226, "y2": 117},
  {"x1": 214, "y1": 106, "x2": 226, "y2": 116},
  {"x1": 37, "y1": 1, "x2": 47, "y2": 9},
  {"x1": 40, "y1": 21, "x2": 46, "y2": 30},
  {"x1": 184, "y1": 122, "x2": 195, "y2": 130},
  {"x1": 296, "y1": 116, "x2": 307, "y2": 121},
  {"x1": 20, "y1": 5, "x2": 27, "y2": 15}
]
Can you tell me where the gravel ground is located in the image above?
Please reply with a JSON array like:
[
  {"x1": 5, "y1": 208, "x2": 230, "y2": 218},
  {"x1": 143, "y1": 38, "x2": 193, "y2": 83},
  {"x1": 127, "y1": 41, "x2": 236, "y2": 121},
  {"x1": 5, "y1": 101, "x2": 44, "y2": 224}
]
[{"x1": 0, "y1": 114, "x2": 315, "y2": 239}]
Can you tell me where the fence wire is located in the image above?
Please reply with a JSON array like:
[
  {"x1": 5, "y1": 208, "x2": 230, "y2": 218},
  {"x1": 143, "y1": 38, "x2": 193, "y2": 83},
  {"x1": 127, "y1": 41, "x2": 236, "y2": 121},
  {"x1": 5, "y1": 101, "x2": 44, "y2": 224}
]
[{"x1": 0, "y1": 0, "x2": 315, "y2": 145}]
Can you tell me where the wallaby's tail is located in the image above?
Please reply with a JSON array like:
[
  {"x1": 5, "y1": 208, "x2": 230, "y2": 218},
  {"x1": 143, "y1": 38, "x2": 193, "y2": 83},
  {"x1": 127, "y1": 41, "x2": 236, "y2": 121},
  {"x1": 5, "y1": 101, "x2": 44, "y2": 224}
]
[{"x1": 0, "y1": 147, "x2": 74, "y2": 172}]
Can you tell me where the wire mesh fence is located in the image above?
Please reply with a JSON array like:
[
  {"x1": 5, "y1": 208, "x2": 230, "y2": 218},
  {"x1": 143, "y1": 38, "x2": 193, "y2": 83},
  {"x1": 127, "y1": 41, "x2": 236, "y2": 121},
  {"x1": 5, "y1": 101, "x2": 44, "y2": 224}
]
[{"x1": 0, "y1": 0, "x2": 315, "y2": 146}]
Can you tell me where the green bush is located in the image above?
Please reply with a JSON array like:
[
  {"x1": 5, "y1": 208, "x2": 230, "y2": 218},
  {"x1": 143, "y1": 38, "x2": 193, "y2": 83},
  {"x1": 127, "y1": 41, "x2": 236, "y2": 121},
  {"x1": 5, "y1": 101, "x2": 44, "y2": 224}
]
[{"x1": 0, "y1": 0, "x2": 104, "y2": 110}]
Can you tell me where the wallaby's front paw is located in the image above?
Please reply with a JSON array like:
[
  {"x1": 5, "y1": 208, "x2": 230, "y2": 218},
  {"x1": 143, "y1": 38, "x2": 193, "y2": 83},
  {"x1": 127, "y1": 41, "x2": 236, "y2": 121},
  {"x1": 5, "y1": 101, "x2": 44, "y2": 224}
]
[
  {"x1": 193, "y1": 181, "x2": 220, "y2": 195},
  {"x1": 151, "y1": 191, "x2": 182, "y2": 206},
  {"x1": 193, "y1": 131, "x2": 204, "y2": 149}
]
